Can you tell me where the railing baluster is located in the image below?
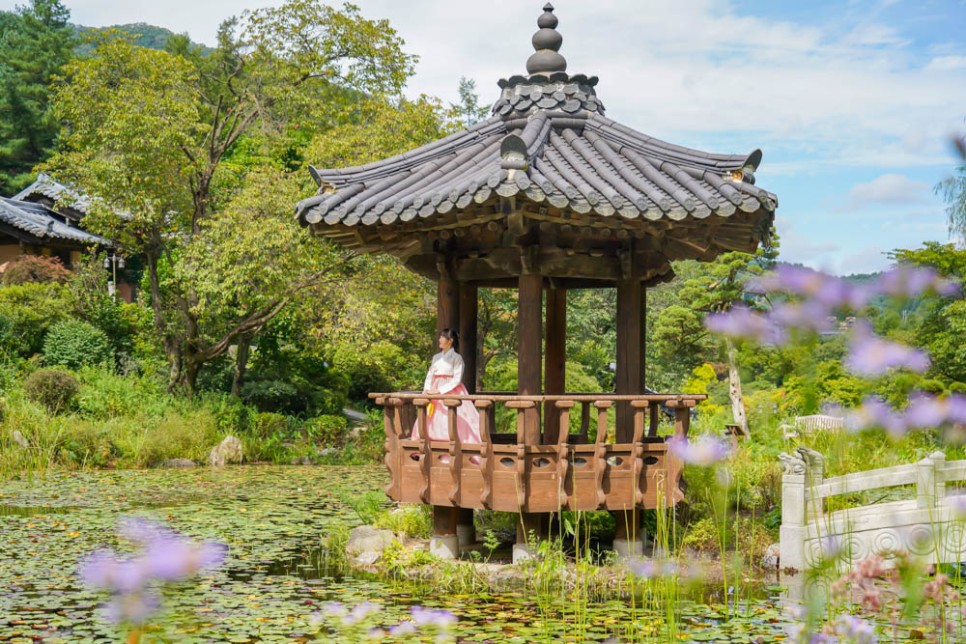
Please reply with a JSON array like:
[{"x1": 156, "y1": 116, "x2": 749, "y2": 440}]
[
  {"x1": 414, "y1": 398, "x2": 431, "y2": 504},
  {"x1": 648, "y1": 403, "x2": 659, "y2": 437},
  {"x1": 631, "y1": 401, "x2": 648, "y2": 507},
  {"x1": 506, "y1": 400, "x2": 536, "y2": 511},
  {"x1": 477, "y1": 399, "x2": 494, "y2": 508},
  {"x1": 445, "y1": 399, "x2": 463, "y2": 506},
  {"x1": 579, "y1": 402, "x2": 590, "y2": 443},
  {"x1": 593, "y1": 400, "x2": 612, "y2": 509},
  {"x1": 556, "y1": 401, "x2": 575, "y2": 510}
]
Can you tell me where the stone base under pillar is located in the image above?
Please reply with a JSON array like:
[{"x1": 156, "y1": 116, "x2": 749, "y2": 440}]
[
  {"x1": 613, "y1": 537, "x2": 644, "y2": 559},
  {"x1": 457, "y1": 524, "x2": 476, "y2": 547},
  {"x1": 512, "y1": 542, "x2": 535, "y2": 564},
  {"x1": 429, "y1": 535, "x2": 459, "y2": 560}
]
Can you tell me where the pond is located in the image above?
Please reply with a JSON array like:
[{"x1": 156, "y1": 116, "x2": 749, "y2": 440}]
[{"x1": 0, "y1": 466, "x2": 915, "y2": 641}]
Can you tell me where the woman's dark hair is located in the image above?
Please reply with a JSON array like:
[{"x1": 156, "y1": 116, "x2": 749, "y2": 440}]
[{"x1": 440, "y1": 328, "x2": 459, "y2": 350}]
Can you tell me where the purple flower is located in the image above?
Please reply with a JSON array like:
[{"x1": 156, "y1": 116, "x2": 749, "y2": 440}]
[
  {"x1": 873, "y1": 266, "x2": 959, "y2": 299},
  {"x1": 845, "y1": 327, "x2": 930, "y2": 377},
  {"x1": 629, "y1": 558, "x2": 678, "y2": 580},
  {"x1": 769, "y1": 301, "x2": 835, "y2": 334},
  {"x1": 834, "y1": 614, "x2": 877, "y2": 644},
  {"x1": 143, "y1": 535, "x2": 227, "y2": 582},
  {"x1": 666, "y1": 435, "x2": 732, "y2": 466},
  {"x1": 753, "y1": 266, "x2": 860, "y2": 308},
  {"x1": 79, "y1": 551, "x2": 149, "y2": 594},
  {"x1": 904, "y1": 393, "x2": 966, "y2": 429},
  {"x1": 119, "y1": 517, "x2": 168, "y2": 545},
  {"x1": 409, "y1": 606, "x2": 457, "y2": 629},
  {"x1": 704, "y1": 306, "x2": 785, "y2": 345},
  {"x1": 845, "y1": 397, "x2": 905, "y2": 436},
  {"x1": 103, "y1": 589, "x2": 161, "y2": 626}
]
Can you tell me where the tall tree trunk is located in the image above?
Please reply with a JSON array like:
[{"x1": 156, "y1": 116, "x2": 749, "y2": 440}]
[
  {"x1": 231, "y1": 334, "x2": 252, "y2": 397},
  {"x1": 145, "y1": 248, "x2": 185, "y2": 393},
  {"x1": 725, "y1": 337, "x2": 749, "y2": 436}
]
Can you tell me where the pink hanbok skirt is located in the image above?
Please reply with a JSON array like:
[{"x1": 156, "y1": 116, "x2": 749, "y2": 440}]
[{"x1": 411, "y1": 377, "x2": 481, "y2": 443}]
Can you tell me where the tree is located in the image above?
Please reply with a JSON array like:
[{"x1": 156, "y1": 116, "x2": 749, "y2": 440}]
[
  {"x1": 44, "y1": 0, "x2": 418, "y2": 392},
  {"x1": 0, "y1": 0, "x2": 77, "y2": 193},
  {"x1": 936, "y1": 132, "x2": 966, "y2": 243},
  {"x1": 651, "y1": 239, "x2": 778, "y2": 434}
]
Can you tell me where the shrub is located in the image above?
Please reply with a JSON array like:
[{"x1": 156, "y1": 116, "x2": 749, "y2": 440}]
[
  {"x1": 250, "y1": 411, "x2": 290, "y2": 440},
  {"x1": 0, "y1": 282, "x2": 72, "y2": 356},
  {"x1": 374, "y1": 505, "x2": 432, "y2": 538},
  {"x1": 306, "y1": 414, "x2": 349, "y2": 446},
  {"x1": 43, "y1": 319, "x2": 113, "y2": 370},
  {"x1": 239, "y1": 379, "x2": 301, "y2": 414},
  {"x1": 60, "y1": 423, "x2": 116, "y2": 467},
  {"x1": 136, "y1": 411, "x2": 221, "y2": 466},
  {"x1": 1, "y1": 254, "x2": 70, "y2": 285},
  {"x1": 24, "y1": 368, "x2": 79, "y2": 412}
]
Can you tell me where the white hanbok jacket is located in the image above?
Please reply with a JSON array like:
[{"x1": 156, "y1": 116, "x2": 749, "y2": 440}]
[{"x1": 423, "y1": 348, "x2": 465, "y2": 395}]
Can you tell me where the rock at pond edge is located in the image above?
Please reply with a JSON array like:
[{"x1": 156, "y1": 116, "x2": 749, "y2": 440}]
[{"x1": 209, "y1": 435, "x2": 244, "y2": 467}]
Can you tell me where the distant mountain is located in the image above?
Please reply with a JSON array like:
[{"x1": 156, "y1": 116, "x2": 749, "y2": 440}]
[{"x1": 74, "y1": 23, "x2": 212, "y2": 55}]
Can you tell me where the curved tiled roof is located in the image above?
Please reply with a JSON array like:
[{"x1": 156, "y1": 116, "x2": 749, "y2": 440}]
[
  {"x1": 298, "y1": 110, "x2": 774, "y2": 228},
  {"x1": 12, "y1": 172, "x2": 91, "y2": 218},
  {"x1": 296, "y1": 3, "x2": 777, "y2": 260},
  {"x1": 1, "y1": 197, "x2": 108, "y2": 246}
]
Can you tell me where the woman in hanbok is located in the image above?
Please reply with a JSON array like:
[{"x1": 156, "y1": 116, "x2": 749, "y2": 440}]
[{"x1": 412, "y1": 329, "x2": 481, "y2": 443}]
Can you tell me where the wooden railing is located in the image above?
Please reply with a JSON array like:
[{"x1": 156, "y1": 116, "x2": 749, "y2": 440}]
[{"x1": 371, "y1": 392, "x2": 705, "y2": 513}]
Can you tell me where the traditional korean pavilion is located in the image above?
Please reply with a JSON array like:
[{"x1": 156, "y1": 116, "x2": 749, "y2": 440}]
[{"x1": 297, "y1": 4, "x2": 777, "y2": 560}]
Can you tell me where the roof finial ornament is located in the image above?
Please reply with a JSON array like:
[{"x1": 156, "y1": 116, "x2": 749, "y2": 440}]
[{"x1": 526, "y1": 3, "x2": 567, "y2": 76}]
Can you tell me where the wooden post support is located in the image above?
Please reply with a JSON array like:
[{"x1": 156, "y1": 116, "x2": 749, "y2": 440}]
[
  {"x1": 615, "y1": 276, "x2": 643, "y2": 443},
  {"x1": 544, "y1": 286, "x2": 567, "y2": 444},
  {"x1": 459, "y1": 282, "x2": 478, "y2": 392},
  {"x1": 433, "y1": 273, "x2": 462, "y2": 555},
  {"x1": 517, "y1": 271, "x2": 543, "y2": 445}
]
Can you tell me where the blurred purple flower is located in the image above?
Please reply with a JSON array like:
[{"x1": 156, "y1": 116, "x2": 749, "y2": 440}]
[
  {"x1": 873, "y1": 266, "x2": 959, "y2": 299},
  {"x1": 667, "y1": 435, "x2": 732, "y2": 466},
  {"x1": 103, "y1": 589, "x2": 161, "y2": 626},
  {"x1": 844, "y1": 397, "x2": 905, "y2": 436},
  {"x1": 143, "y1": 535, "x2": 226, "y2": 582},
  {"x1": 769, "y1": 301, "x2": 835, "y2": 334},
  {"x1": 753, "y1": 265, "x2": 860, "y2": 308},
  {"x1": 409, "y1": 606, "x2": 457, "y2": 629},
  {"x1": 904, "y1": 393, "x2": 966, "y2": 429},
  {"x1": 77, "y1": 519, "x2": 227, "y2": 627},
  {"x1": 845, "y1": 327, "x2": 930, "y2": 377},
  {"x1": 834, "y1": 613, "x2": 877, "y2": 644},
  {"x1": 704, "y1": 306, "x2": 785, "y2": 345},
  {"x1": 629, "y1": 558, "x2": 678, "y2": 580},
  {"x1": 345, "y1": 601, "x2": 378, "y2": 626}
]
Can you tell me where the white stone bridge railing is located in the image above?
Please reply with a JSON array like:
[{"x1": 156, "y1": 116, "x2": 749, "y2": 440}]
[{"x1": 780, "y1": 447, "x2": 966, "y2": 571}]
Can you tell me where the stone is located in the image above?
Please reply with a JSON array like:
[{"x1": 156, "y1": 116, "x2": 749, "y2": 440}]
[
  {"x1": 430, "y1": 535, "x2": 460, "y2": 560},
  {"x1": 11, "y1": 430, "x2": 29, "y2": 449},
  {"x1": 762, "y1": 542, "x2": 781, "y2": 569},
  {"x1": 208, "y1": 435, "x2": 243, "y2": 467},
  {"x1": 346, "y1": 526, "x2": 395, "y2": 566},
  {"x1": 157, "y1": 458, "x2": 196, "y2": 469}
]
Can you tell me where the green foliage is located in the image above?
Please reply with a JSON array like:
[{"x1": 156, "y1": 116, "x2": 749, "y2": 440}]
[
  {"x1": 374, "y1": 505, "x2": 432, "y2": 539},
  {"x1": 42, "y1": 319, "x2": 113, "y2": 370},
  {"x1": 23, "y1": 367, "x2": 78, "y2": 412},
  {"x1": 0, "y1": 282, "x2": 72, "y2": 356},
  {"x1": 0, "y1": 254, "x2": 70, "y2": 285},
  {"x1": 0, "y1": 0, "x2": 77, "y2": 192},
  {"x1": 43, "y1": 0, "x2": 421, "y2": 392}
]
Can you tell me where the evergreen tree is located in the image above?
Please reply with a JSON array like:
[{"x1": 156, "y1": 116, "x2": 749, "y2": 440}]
[{"x1": 0, "y1": 0, "x2": 77, "y2": 193}]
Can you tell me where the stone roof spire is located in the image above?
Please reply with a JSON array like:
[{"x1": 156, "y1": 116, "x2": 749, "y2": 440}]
[{"x1": 526, "y1": 3, "x2": 567, "y2": 76}]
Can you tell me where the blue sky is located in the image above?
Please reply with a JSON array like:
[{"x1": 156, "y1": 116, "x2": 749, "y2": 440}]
[{"x1": 9, "y1": 0, "x2": 966, "y2": 274}]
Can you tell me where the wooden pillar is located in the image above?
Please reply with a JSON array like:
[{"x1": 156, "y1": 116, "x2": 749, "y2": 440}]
[
  {"x1": 543, "y1": 286, "x2": 566, "y2": 444},
  {"x1": 517, "y1": 272, "x2": 543, "y2": 445},
  {"x1": 615, "y1": 276, "x2": 643, "y2": 443},
  {"x1": 641, "y1": 287, "x2": 647, "y2": 390},
  {"x1": 434, "y1": 269, "x2": 460, "y2": 548},
  {"x1": 457, "y1": 282, "x2": 478, "y2": 544},
  {"x1": 459, "y1": 283, "x2": 478, "y2": 392}
]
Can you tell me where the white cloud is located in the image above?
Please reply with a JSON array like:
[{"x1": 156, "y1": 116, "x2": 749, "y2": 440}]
[
  {"x1": 843, "y1": 174, "x2": 930, "y2": 210},
  {"x1": 924, "y1": 55, "x2": 966, "y2": 72}
]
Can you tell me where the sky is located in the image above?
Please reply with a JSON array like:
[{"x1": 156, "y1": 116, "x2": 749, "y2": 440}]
[{"x1": 7, "y1": 0, "x2": 966, "y2": 274}]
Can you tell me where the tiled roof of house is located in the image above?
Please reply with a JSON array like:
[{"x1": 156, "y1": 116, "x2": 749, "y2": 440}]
[{"x1": 0, "y1": 197, "x2": 108, "y2": 246}]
